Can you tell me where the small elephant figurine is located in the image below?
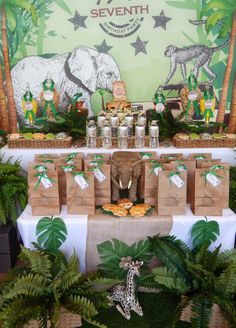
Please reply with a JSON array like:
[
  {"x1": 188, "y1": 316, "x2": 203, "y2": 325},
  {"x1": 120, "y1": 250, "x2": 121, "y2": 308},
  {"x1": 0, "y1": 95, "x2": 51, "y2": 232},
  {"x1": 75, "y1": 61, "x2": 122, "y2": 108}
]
[{"x1": 111, "y1": 151, "x2": 143, "y2": 202}]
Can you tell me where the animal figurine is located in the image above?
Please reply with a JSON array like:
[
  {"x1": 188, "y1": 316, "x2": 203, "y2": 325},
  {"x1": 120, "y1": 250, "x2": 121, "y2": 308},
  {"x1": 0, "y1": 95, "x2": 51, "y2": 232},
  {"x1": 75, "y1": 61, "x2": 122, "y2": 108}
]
[
  {"x1": 108, "y1": 260, "x2": 143, "y2": 320},
  {"x1": 111, "y1": 151, "x2": 143, "y2": 201}
]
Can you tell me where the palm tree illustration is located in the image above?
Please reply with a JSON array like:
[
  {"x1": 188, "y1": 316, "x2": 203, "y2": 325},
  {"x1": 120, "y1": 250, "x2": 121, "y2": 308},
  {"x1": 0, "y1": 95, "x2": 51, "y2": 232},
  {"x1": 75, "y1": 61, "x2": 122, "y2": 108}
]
[
  {"x1": 201, "y1": 0, "x2": 236, "y2": 124},
  {"x1": 1, "y1": 0, "x2": 37, "y2": 133}
]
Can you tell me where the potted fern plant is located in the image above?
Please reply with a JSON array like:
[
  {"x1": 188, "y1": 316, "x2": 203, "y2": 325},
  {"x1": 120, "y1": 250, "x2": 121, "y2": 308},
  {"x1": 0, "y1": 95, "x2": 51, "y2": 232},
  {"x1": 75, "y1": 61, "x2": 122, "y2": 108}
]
[
  {"x1": 150, "y1": 218, "x2": 236, "y2": 328},
  {"x1": 0, "y1": 156, "x2": 27, "y2": 272}
]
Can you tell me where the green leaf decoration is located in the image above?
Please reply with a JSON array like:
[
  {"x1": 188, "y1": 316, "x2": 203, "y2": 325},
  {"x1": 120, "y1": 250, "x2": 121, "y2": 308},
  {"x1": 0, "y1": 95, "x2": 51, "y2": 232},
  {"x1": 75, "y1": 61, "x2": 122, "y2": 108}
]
[
  {"x1": 36, "y1": 216, "x2": 67, "y2": 252},
  {"x1": 97, "y1": 238, "x2": 152, "y2": 279},
  {"x1": 54, "y1": 0, "x2": 72, "y2": 15},
  {"x1": 153, "y1": 267, "x2": 189, "y2": 293},
  {"x1": 205, "y1": 10, "x2": 231, "y2": 33},
  {"x1": 191, "y1": 218, "x2": 220, "y2": 249},
  {"x1": 190, "y1": 298, "x2": 213, "y2": 328}
]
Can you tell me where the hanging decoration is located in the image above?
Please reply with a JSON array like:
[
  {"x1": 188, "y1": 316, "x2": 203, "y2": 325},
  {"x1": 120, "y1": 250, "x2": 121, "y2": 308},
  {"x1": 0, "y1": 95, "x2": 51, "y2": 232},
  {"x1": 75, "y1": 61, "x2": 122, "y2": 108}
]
[
  {"x1": 22, "y1": 85, "x2": 37, "y2": 124},
  {"x1": 39, "y1": 75, "x2": 59, "y2": 121},
  {"x1": 200, "y1": 87, "x2": 215, "y2": 125},
  {"x1": 153, "y1": 88, "x2": 166, "y2": 116},
  {"x1": 185, "y1": 72, "x2": 200, "y2": 118}
]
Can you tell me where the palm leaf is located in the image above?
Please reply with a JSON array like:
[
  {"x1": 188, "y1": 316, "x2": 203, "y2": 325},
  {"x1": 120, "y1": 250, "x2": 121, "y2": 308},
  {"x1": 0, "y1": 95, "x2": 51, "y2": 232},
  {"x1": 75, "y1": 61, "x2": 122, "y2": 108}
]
[
  {"x1": 206, "y1": 10, "x2": 231, "y2": 32},
  {"x1": 218, "y1": 17, "x2": 233, "y2": 37},
  {"x1": 191, "y1": 218, "x2": 219, "y2": 249},
  {"x1": 202, "y1": 0, "x2": 234, "y2": 15},
  {"x1": 54, "y1": 0, "x2": 72, "y2": 15},
  {"x1": 36, "y1": 216, "x2": 67, "y2": 252}
]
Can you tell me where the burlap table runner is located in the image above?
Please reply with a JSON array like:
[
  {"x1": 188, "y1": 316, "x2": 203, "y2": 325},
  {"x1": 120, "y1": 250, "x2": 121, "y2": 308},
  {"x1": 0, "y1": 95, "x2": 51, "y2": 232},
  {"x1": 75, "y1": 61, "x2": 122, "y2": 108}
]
[{"x1": 86, "y1": 209, "x2": 173, "y2": 272}]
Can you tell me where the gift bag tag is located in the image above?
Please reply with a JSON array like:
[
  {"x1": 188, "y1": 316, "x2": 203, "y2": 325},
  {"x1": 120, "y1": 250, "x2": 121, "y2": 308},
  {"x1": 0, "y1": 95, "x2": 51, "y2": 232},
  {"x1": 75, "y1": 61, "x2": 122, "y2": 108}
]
[
  {"x1": 94, "y1": 168, "x2": 106, "y2": 182},
  {"x1": 63, "y1": 166, "x2": 73, "y2": 173},
  {"x1": 154, "y1": 167, "x2": 162, "y2": 176},
  {"x1": 176, "y1": 164, "x2": 187, "y2": 172},
  {"x1": 41, "y1": 175, "x2": 53, "y2": 189},
  {"x1": 206, "y1": 173, "x2": 221, "y2": 187},
  {"x1": 74, "y1": 175, "x2": 89, "y2": 189},
  {"x1": 170, "y1": 174, "x2": 184, "y2": 188}
]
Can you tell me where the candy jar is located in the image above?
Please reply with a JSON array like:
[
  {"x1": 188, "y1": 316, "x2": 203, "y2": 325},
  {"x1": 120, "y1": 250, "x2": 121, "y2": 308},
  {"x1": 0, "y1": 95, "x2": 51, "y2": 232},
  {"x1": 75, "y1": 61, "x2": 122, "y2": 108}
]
[
  {"x1": 118, "y1": 122, "x2": 128, "y2": 149},
  {"x1": 125, "y1": 112, "x2": 134, "y2": 137},
  {"x1": 102, "y1": 120, "x2": 112, "y2": 148},
  {"x1": 149, "y1": 120, "x2": 159, "y2": 148},
  {"x1": 110, "y1": 113, "x2": 119, "y2": 137},
  {"x1": 86, "y1": 120, "x2": 97, "y2": 148},
  {"x1": 97, "y1": 111, "x2": 106, "y2": 135},
  {"x1": 135, "y1": 123, "x2": 145, "y2": 148}
]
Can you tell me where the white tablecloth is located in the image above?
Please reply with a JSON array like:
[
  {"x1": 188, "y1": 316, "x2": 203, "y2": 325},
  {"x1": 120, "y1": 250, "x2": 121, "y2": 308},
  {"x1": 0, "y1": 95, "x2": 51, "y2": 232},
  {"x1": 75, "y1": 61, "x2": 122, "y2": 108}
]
[
  {"x1": 17, "y1": 205, "x2": 236, "y2": 273},
  {"x1": 2, "y1": 145, "x2": 236, "y2": 171}
]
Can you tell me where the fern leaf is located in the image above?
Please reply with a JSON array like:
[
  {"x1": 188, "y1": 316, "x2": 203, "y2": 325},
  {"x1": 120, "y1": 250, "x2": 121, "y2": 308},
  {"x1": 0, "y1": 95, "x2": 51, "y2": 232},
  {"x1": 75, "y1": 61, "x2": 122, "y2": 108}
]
[
  {"x1": 66, "y1": 295, "x2": 98, "y2": 319},
  {"x1": 190, "y1": 298, "x2": 213, "y2": 328},
  {"x1": 149, "y1": 235, "x2": 192, "y2": 285},
  {"x1": 19, "y1": 246, "x2": 51, "y2": 279},
  {"x1": 216, "y1": 263, "x2": 236, "y2": 295},
  {"x1": 153, "y1": 267, "x2": 190, "y2": 293}
]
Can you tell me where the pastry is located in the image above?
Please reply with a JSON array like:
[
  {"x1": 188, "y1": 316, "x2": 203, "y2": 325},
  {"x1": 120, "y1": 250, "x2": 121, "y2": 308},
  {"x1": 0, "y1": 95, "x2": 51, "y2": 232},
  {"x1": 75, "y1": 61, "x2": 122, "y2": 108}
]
[
  {"x1": 118, "y1": 199, "x2": 133, "y2": 209},
  {"x1": 201, "y1": 133, "x2": 212, "y2": 140},
  {"x1": 33, "y1": 133, "x2": 45, "y2": 139},
  {"x1": 102, "y1": 204, "x2": 117, "y2": 212},
  {"x1": 225, "y1": 133, "x2": 236, "y2": 139},
  {"x1": 189, "y1": 133, "x2": 200, "y2": 140},
  {"x1": 111, "y1": 206, "x2": 128, "y2": 217},
  {"x1": 56, "y1": 132, "x2": 67, "y2": 140},
  {"x1": 129, "y1": 205, "x2": 146, "y2": 217},
  {"x1": 135, "y1": 203, "x2": 151, "y2": 211},
  {"x1": 212, "y1": 133, "x2": 224, "y2": 139},
  {"x1": 45, "y1": 133, "x2": 56, "y2": 139},
  {"x1": 8, "y1": 133, "x2": 21, "y2": 140},
  {"x1": 175, "y1": 133, "x2": 189, "y2": 140}
]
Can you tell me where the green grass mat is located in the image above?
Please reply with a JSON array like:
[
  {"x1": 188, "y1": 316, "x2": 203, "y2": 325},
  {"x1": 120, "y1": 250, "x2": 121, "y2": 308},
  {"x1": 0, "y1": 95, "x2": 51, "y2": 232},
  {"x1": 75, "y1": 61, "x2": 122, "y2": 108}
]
[{"x1": 82, "y1": 291, "x2": 191, "y2": 328}]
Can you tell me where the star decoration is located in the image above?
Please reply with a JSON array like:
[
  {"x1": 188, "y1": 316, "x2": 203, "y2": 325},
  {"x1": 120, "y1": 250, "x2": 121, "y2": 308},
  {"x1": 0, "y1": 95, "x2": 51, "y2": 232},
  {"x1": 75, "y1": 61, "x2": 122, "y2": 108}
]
[
  {"x1": 130, "y1": 36, "x2": 148, "y2": 56},
  {"x1": 153, "y1": 10, "x2": 172, "y2": 30},
  {"x1": 94, "y1": 39, "x2": 113, "y2": 54},
  {"x1": 68, "y1": 10, "x2": 88, "y2": 31}
]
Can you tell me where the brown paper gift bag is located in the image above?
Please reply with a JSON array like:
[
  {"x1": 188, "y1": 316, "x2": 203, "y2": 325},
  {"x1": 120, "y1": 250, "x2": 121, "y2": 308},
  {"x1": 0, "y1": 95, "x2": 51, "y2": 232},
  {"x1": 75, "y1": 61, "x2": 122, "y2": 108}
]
[
  {"x1": 56, "y1": 161, "x2": 83, "y2": 205},
  {"x1": 66, "y1": 171, "x2": 95, "y2": 215},
  {"x1": 28, "y1": 163, "x2": 60, "y2": 216},
  {"x1": 196, "y1": 159, "x2": 221, "y2": 168},
  {"x1": 156, "y1": 170, "x2": 187, "y2": 215},
  {"x1": 84, "y1": 160, "x2": 111, "y2": 205},
  {"x1": 138, "y1": 152, "x2": 157, "y2": 199},
  {"x1": 187, "y1": 153, "x2": 212, "y2": 168},
  {"x1": 144, "y1": 161, "x2": 171, "y2": 206},
  {"x1": 34, "y1": 154, "x2": 59, "y2": 163},
  {"x1": 169, "y1": 160, "x2": 196, "y2": 204},
  {"x1": 192, "y1": 165, "x2": 229, "y2": 216},
  {"x1": 160, "y1": 153, "x2": 184, "y2": 162},
  {"x1": 87, "y1": 153, "x2": 110, "y2": 163},
  {"x1": 59, "y1": 153, "x2": 84, "y2": 166}
]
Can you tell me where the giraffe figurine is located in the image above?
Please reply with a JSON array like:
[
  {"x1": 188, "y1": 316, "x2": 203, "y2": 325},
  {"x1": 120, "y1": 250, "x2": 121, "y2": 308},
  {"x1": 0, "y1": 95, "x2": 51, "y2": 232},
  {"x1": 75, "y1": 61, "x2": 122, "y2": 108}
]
[{"x1": 108, "y1": 260, "x2": 143, "y2": 320}]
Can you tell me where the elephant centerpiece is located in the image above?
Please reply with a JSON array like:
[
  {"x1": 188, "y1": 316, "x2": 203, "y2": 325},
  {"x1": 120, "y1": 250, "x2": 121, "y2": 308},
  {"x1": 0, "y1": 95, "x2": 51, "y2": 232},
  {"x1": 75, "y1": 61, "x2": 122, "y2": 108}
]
[{"x1": 111, "y1": 152, "x2": 143, "y2": 202}]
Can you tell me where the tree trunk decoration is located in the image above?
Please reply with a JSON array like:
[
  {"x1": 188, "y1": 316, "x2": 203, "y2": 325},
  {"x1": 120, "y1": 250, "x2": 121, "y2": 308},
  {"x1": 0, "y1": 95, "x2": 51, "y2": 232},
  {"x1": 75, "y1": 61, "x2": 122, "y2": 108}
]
[
  {"x1": 227, "y1": 72, "x2": 236, "y2": 133},
  {"x1": 0, "y1": 64, "x2": 9, "y2": 131},
  {"x1": 1, "y1": 4, "x2": 18, "y2": 133},
  {"x1": 217, "y1": 14, "x2": 236, "y2": 124}
]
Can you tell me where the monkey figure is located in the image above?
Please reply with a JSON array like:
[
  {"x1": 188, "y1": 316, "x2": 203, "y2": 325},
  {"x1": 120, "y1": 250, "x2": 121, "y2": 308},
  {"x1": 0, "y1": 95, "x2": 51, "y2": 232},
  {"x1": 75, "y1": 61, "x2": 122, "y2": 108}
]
[{"x1": 163, "y1": 39, "x2": 229, "y2": 85}]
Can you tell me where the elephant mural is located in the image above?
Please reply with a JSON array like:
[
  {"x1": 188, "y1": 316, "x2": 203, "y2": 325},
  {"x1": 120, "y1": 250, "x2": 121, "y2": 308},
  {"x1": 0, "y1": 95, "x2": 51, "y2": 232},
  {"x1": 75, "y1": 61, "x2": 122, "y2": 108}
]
[
  {"x1": 11, "y1": 46, "x2": 121, "y2": 125},
  {"x1": 111, "y1": 151, "x2": 143, "y2": 202}
]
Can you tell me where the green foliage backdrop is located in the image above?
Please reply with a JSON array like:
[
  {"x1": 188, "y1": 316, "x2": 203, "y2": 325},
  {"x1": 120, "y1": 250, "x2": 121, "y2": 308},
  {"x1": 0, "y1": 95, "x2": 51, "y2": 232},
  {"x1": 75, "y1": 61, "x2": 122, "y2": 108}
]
[{"x1": 0, "y1": 0, "x2": 235, "y2": 112}]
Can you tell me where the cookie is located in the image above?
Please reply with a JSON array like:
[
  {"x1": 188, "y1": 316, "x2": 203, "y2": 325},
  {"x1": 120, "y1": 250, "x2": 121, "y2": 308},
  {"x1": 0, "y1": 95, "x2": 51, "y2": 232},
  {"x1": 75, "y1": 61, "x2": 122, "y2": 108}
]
[{"x1": 118, "y1": 199, "x2": 133, "y2": 209}]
